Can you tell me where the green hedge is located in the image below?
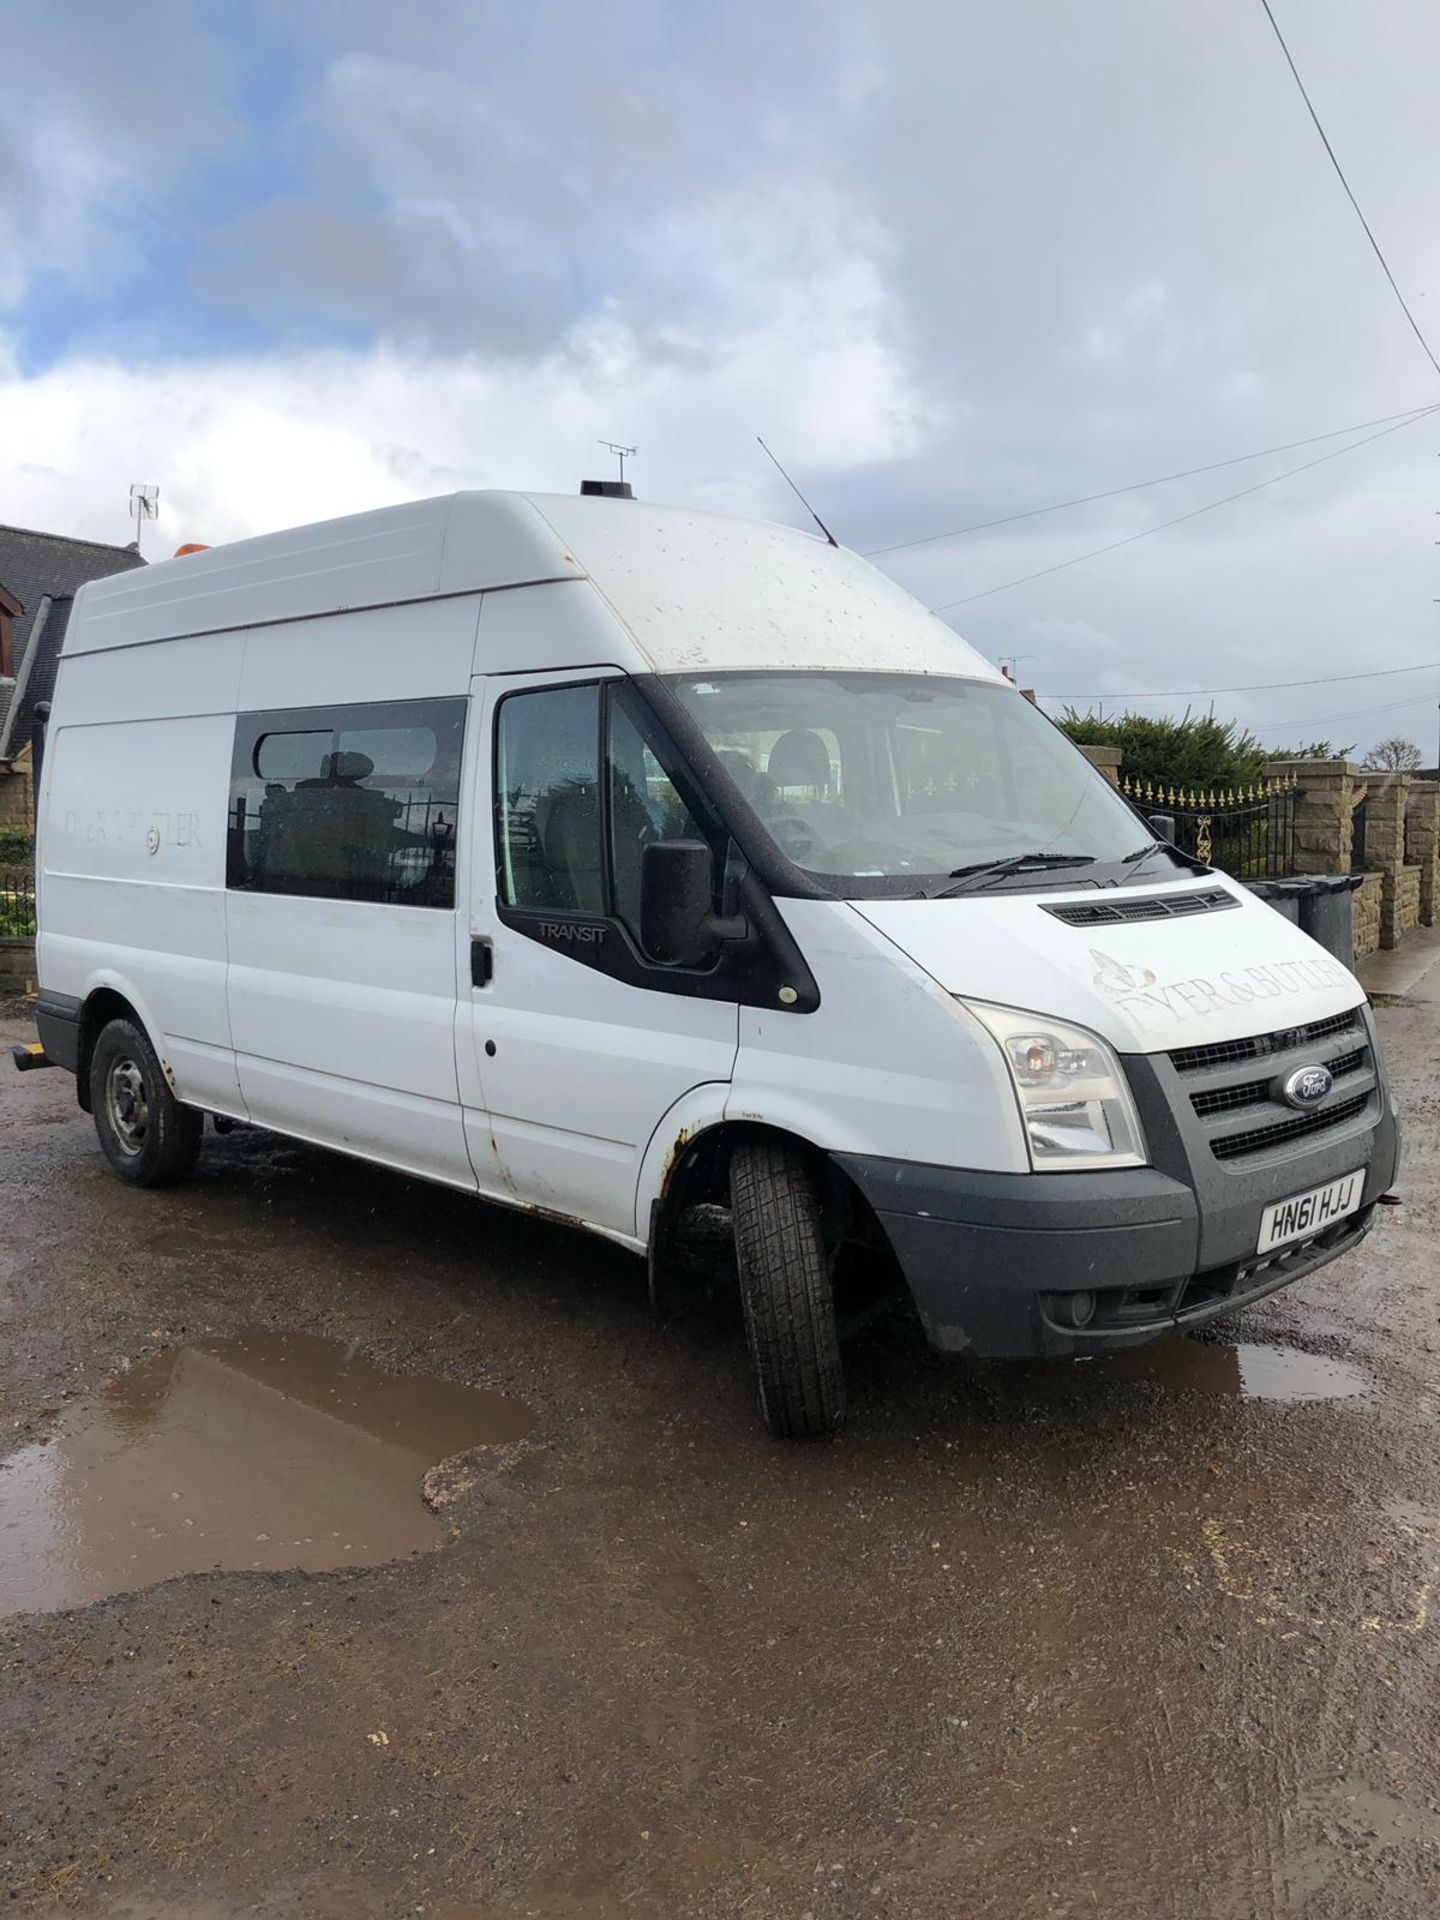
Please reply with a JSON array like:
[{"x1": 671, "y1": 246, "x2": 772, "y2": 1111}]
[
  {"x1": 1058, "y1": 710, "x2": 1350, "y2": 789},
  {"x1": 0, "y1": 827, "x2": 35, "y2": 868}
]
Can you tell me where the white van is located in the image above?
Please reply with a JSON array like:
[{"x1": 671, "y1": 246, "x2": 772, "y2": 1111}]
[{"x1": 25, "y1": 489, "x2": 1396, "y2": 1435}]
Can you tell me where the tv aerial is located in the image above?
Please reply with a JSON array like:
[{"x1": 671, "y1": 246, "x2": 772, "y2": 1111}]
[
  {"x1": 599, "y1": 441, "x2": 637, "y2": 485},
  {"x1": 129, "y1": 483, "x2": 159, "y2": 554}
]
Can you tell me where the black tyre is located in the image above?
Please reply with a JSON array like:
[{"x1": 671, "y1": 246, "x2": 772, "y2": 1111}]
[
  {"x1": 89, "y1": 1017, "x2": 203, "y2": 1189},
  {"x1": 729, "y1": 1138, "x2": 845, "y2": 1438}
]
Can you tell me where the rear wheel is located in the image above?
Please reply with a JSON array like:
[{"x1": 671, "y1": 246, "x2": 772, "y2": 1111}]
[
  {"x1": 90, "y1": 1017, "x2": 203, "y2": 1188},
  {"x1": 729, "y1": 1138, "x2": 845, "y2": 1438}
]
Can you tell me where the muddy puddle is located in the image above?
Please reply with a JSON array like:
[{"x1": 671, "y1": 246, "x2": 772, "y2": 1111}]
[
  {"x1": 0, "y1": 1330, "x2": 534, "y2": 1620},
  {"x1": 1085, "y1": 1336, "x2": 1370, "y2": 1401}
]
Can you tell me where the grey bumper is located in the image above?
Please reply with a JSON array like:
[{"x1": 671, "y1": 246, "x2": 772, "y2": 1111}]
[{"x1": 835, "y1": 1077, "x2": 1399, "y2": 1358}]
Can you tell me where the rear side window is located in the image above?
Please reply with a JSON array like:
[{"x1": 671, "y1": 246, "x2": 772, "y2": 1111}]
[{"x1": 228, "y1": 698, "x2": 466, "y2": 907}]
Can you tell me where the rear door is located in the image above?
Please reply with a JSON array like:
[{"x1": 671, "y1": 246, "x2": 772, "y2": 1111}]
[{"x1": 458, "y1": 666, "x2": 739, "y2": 1240}]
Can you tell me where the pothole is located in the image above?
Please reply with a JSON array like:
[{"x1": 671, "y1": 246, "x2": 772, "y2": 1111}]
[
  {"x1": 0, "y1": 1329, "x2": 534, "y2": 1620},
  {"x1": 1084, "y1": 1336, "x2": 1370, "y2": 1401}
]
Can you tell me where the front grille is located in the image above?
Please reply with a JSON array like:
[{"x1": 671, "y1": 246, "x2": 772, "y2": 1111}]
[
  {"x1": 1189, "y1": 1043, "x2": 1371, "y2": 1121},
  {"x1": 1210, "y1": 1093, "x2": 1369, "y2": 1163},
  {"x1": 1162, "y1": 1005, "x2": 1379, "y2": 1169},
  {"x1": 1045, "y1": 888, "x2": 1238, "y2": 928},
  {"x1": 1192, "y1": 1076, "x2": 1271, "y2": 1119},
  {"x1": 1169, "y1": 1007, "x2": 1360, "y2": 1075}
]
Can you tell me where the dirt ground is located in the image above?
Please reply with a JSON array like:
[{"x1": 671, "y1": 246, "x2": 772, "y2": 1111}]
[{"x1": 2, "y1": 980, "x2": 1439, "y2": 1919}]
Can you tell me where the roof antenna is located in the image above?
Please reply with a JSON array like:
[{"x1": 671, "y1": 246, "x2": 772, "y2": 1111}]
[
  {"x1": 756, "y1": 437, "x2": 837, "y2": 546},
  {"x1": 599, "y1": 440, "x2": 637, "y2": 485}
]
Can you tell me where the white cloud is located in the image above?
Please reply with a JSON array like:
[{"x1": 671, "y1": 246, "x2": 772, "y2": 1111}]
[{"x1": 0, "y1": 266, "x2": 927, "y2": 551}]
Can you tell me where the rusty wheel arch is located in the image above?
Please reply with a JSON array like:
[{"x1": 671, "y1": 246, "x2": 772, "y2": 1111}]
[{"x1": 647, "y1": 1119, "x2": 899, "y2": 1321}]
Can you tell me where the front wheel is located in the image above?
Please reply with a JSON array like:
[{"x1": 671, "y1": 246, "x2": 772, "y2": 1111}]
[
  {"x1": 729, "y1": 1138, "x2": 845, "y2": 1438},
  {"x1": 90, "y1": 1017, "x2": 203, "y2": 1188}
]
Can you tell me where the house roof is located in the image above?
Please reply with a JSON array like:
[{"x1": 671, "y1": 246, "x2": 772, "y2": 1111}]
[{"x1": 0, "y1": 523, "x2": 146, "y2": 756}]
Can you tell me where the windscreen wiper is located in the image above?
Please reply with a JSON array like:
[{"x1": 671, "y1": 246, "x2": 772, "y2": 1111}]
[
  {"x1": 930, "y1": 853, "x2": 1097, "y2": 899},
  {"x1": 1121, "y1": 840, "x2": 1211, "y2": 876}
]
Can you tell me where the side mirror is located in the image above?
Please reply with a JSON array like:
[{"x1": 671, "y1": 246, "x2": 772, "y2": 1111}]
[
  {"x1": 640, "y1": 840, "x2": 726, "y2": 967},
  {"x1": 1147, "y1": 811, "x2": 1177, "y2": 842}
]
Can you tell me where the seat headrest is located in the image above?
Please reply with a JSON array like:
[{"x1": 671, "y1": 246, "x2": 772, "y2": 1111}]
[{"x1": 766, "y1": 730, "x2": 831, "y2": 790}]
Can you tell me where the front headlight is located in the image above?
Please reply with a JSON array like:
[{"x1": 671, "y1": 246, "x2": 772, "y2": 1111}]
[{"x1": 963, "y1": 1001, "x2": 1147, "y2": 1172}]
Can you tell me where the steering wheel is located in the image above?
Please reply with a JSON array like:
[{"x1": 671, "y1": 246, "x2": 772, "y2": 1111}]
[{"x1": 766, "y1": 811, "x2": 820, "y2": 862}]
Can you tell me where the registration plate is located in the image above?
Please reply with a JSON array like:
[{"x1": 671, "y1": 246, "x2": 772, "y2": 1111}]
[{"x1": 1257, "y1": 1170, "x2": 1364, "y2": 1254}]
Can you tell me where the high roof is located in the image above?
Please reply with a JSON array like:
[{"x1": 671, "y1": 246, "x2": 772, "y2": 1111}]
[{"x1": 63, "y1": 491, "x2": 999, "y2": 683}]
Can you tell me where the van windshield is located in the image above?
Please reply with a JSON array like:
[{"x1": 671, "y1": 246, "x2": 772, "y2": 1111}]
[{"x1": 662, "y1": 671, "x2": 1152, "y2": 896}]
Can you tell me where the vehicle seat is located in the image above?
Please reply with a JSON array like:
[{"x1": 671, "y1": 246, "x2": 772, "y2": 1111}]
[
  {"x1": 766, "y1": 730, "x2": 832, "y2": 796},
  {"x1": 256, "y1": 751, "x2": 401, "y2": 896},
  {"x1": 539, "y1": 785, "x2": 604, "y2": 912}
]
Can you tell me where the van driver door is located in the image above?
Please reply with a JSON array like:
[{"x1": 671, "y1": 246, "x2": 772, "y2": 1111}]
[{"x1": 456, "y1": 664, "x2": 739, "y2": 1242}]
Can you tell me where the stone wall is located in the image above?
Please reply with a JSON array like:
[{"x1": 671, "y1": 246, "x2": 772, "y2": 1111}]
[
  {"x1": 1393, "y1": 865, "x2": 1422, "y2": 941},
  {"x1": 1078, "y1": 744, "x2": 1122, "y2": 787},
  {"x1": 1406, "y1": 779, "x2": 1440, "y2": 926},
  {"x1": 1365, "y1": 772, "x2": 1415, "y2": 949},
  {"x1": 0, "y1": 763, "x2": 32, "y2": 831},
  {"x1": 0, "y1": 936, "x2": 36, "y2": 997},
  {"x1": 1265, "y1": 758, "x2": 1357, "y2": 873},
  {"x1": 1353, "y1": 873, "x2": 1382, "y2": 958},
  {"x1": 1266, "y1": 760, "x2": 1435, "y2": 955}
]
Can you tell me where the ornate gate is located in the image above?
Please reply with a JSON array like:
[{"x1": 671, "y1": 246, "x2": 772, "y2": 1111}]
[{"x1": 1119, "y1": 773, "x2": 1297, "y2": 878}]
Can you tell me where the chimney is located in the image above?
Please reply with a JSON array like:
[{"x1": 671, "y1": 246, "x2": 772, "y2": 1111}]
[{"x1": 580, "y1": 479, "x2": 634, "y2": 500}]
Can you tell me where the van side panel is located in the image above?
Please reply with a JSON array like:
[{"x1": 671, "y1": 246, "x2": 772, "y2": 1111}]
[
  {"x1": 237, "y1": 597, "x2": 481, "y2": 710},
  {"x1": 223, "y1": 595, "x2": 481, "y2": 1191},
  {"x1": 39, "y1": 710, "x2": 241, "y2": 1113},
  {"x1": 225, "y1": 892, "x2": 473, "y2": 1185},
  {"x1": 52, "y1": 632, "x2": 246, "y2": 727}
]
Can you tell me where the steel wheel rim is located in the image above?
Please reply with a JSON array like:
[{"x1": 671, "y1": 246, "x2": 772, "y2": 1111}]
[{"x1": 104, "y1": 1055, "x2": 149, "y2": 1155}]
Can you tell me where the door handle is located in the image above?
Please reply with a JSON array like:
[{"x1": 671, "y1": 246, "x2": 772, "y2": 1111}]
[{"x1": 470, "y1": 937, "x2": 494, "y2": 987}]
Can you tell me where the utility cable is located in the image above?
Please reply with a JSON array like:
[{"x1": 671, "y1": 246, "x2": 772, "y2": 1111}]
[
  {"x1": 1258, "y1": 0, "x2": 1440, "y2": 383},
  {"x1": 1040, "y1": 658, "x2": 1440, "y2": 702},
  {"x1": 863, "y1": 404, "x2": 1437, "y2": 556},
  {"x1": 930, "y1": 406, "x2": 1438, "y2": 613}
]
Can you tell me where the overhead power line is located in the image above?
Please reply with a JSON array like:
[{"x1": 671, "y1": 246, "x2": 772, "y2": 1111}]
[
  {"x1": 930, "y1": 406, "x2": 1439, "y2": 613},
  {"x1": 1040, "y1": 659, "x2": 1440, "y2": 702},
  {"x1": 1258, "y1": 0, "x2": 1440, "y2": 384},
  {"x1": 863, "y1": 404, "x2": 1437, "y2": 557},
  {"x1": 1255, "y1": 691, "x2": 1438, "y2": 732}
]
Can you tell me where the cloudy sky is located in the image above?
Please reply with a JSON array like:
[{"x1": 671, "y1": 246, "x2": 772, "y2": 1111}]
[{"x1": 3, "y1": 0, "x2": 1438, "y2": 757}]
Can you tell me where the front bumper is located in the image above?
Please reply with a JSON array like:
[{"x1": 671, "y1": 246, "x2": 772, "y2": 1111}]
[{"x1": 836, "y1": 1077, "x2": 1399, "y2": 1358}]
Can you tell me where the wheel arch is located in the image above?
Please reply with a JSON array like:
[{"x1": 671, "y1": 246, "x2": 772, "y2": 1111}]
[
  {"x1": 641, "y1": 1107, "x2": 898, "y2": 1316},
  {"x1": 75, "y1": 985, "x2": 151, "y2": 1113}
]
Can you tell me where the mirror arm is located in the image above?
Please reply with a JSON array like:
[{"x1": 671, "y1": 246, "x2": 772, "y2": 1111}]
[{"x1": 706, "y1": 842, "x2": 751, "y2": 945}]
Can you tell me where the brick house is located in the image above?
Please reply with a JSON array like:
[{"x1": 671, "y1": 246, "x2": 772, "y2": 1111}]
[{"x1": 0, "y1": 525, "x2": 148, "y2": 828}]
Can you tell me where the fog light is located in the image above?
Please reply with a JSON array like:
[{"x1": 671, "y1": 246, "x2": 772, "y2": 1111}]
[{"x1": 1055, "y1": 1290, "x2": 1096, "y2": 1330}]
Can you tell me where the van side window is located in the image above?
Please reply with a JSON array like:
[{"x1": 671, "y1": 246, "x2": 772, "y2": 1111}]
[
  {"x1": 607, "y1": 695, "x2": 710, "y2": 941},
  {"x1": 495, "y1": 682, "x2": 712, "y2": 933},
  {"x1": 228, "y1": 698, "x2": 466, "y2": 908},
  {"x1": 496, "y1": 685, "x2": 604, "y2": 912}
]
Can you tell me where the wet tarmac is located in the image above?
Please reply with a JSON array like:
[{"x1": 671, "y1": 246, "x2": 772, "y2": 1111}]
[
  {"x1": 2, "y1": 999, "x2": 1440, "y2": 1917},
  {"x1": 0, "y1": 1331, "x2": 533, "y2": 1620},
  {"x1": 1082, "y1": 1333, "x2": 1372, "y2": 1400}
]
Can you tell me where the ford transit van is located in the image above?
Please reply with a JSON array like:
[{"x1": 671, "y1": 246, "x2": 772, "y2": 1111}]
[{"x1": 26, "y1": 490, "x2": 1397, "y2": 1435}]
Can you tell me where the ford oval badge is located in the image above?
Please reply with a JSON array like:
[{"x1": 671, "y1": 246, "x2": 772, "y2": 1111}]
[{"x1": 1282, "y1": 1064, "x2": 1333, "y2": 1109}]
